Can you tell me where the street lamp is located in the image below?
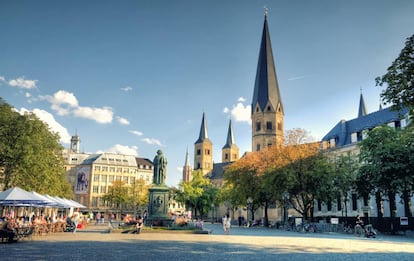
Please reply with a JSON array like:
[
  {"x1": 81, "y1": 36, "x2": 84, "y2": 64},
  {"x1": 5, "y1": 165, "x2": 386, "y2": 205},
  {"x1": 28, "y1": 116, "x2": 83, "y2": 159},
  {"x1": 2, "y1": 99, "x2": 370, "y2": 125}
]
[
  {"x1": 283, "y1": 192, "x2": 290, "y2": 227},
  {"x1": 211, "y1": 203, "x2": 215, "y2": 224},
  {"x1": 247, "y1": 197, "x2": 253, "y2": 227}
]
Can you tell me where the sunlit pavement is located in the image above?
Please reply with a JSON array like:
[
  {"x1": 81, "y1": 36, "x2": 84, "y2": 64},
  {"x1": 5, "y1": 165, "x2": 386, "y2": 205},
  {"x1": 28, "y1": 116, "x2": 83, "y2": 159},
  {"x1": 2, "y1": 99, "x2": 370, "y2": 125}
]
[{"x1": 2, "y1": 223, "x2": 414, "y2": 261}]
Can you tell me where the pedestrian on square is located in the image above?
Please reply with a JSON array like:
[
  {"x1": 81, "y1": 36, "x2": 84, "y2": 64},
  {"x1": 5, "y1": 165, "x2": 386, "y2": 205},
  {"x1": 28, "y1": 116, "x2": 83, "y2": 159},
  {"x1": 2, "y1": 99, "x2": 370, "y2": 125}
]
[
  {"x1": 222, "y1": 215, "x2": 227, "y2": 233},
  {"x1": 225, "y1": 214, "x2": 231, "y2": 234}
]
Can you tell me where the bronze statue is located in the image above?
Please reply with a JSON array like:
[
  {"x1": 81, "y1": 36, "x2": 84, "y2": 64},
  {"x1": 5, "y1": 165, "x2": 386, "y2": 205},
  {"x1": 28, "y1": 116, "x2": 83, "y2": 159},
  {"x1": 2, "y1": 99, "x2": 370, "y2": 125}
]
[{"x1": 153, "y1": 149, "x2": 167, "y2": 185}]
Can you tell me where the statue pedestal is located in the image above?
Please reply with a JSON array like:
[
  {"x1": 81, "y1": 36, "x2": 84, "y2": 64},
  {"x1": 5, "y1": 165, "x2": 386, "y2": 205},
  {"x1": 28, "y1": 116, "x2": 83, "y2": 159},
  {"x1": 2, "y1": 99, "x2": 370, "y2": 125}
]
[{"x1": 148, "y1": 185, "x2": 170, "y2": 226}]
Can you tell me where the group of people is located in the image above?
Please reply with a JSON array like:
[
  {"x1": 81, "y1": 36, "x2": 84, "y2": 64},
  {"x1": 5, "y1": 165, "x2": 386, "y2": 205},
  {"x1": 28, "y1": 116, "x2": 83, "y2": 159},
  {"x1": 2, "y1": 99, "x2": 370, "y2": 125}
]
[{"x1": 0, "y1": 217, "x2": 18, "y2": 242}]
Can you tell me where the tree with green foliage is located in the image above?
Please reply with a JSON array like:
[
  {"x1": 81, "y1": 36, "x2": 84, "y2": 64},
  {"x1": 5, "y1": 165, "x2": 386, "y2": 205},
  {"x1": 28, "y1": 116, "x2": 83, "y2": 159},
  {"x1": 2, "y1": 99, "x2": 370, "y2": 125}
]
[
  {"x1": 376, "y1": 34, "x2": 414, "y2": 116},
  {"x1": 177, "y1": 171, "x2": 218, "y2": 219},
  {"x1": 332, "y1": 152, "x2": 360, "y2": 217},
  {"x1": 0, "y1": 98, "x2": 72, "y2": 197},
  {"x1": 357, "y1": 125, "x2": 414, "y2": 219},
  {"x1": 130, "y1": 178, "x2": 149, "y2": 211},
  {"x1": 102, "y1": 180, "x2": 130, "y2": 214}
]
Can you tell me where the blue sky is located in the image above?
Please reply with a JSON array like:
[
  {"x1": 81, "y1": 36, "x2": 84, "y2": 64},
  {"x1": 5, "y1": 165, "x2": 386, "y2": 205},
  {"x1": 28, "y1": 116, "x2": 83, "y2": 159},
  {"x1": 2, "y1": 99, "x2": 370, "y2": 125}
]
[{"x1": 1, "y1": 0, "x2": 413, "y2": 187}]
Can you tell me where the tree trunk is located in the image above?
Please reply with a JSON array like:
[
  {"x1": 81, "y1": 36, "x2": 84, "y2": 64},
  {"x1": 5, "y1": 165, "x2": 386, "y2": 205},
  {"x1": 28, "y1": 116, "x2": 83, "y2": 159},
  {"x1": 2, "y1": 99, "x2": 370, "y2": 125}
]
[
  {"x1": 264, "y1": 201, "x2": 269, "y2": 227},
  {"x1": 402, "y1": 189, "x2": 412, "y2": 218}
]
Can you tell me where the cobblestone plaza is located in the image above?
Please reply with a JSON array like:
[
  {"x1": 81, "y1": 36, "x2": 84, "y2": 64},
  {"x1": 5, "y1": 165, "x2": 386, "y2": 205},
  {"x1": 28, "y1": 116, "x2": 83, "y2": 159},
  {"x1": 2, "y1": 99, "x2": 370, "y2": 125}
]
[{"x1": 2, "y1": 224, "x2": 414, "y2": 260}]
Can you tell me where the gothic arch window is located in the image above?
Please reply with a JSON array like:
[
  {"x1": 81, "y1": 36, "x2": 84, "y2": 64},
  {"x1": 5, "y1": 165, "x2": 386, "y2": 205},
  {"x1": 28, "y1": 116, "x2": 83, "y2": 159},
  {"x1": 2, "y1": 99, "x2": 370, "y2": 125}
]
[
  {"x1": 267, "y1": 105, "x2": 271, "y2": 111},
  {"x1": 256, "y1": 121, "x2": 261, "y2": 131}
]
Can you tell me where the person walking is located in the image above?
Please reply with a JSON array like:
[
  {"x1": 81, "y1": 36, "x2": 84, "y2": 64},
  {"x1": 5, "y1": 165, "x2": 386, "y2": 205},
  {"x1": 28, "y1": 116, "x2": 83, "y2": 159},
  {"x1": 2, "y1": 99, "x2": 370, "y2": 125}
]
[
  {"x1": 72, "y1": 208, "x2": 81, "y2": 234},
  {"x1": 225, "y1": 214, "x2": 231, "y2": 235},
  {"x1": 222, "y1": 215, "x2": 227, "y2": 234}
]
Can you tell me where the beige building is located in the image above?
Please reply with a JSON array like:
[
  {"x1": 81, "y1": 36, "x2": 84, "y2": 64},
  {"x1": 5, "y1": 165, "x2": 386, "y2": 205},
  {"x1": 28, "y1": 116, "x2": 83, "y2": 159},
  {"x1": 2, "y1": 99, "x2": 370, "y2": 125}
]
[{"x1": 63, "y1": 136, "x2": 153, "y2": 214}]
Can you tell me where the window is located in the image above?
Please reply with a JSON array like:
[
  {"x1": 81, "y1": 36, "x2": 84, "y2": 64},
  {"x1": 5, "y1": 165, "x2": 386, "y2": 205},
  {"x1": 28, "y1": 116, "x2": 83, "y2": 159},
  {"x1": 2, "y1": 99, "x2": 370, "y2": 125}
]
[
  {"x1": 277, "y1": 122, "x2": 282, "y2": 131},
  {"x1": 266, "y1": 121, "x2": 272, "y2": 130},
  {"x1": 123, "y1": 176, "x2": 129, "y2": 183},
  {"x1": 224, "y1": 153, "x2": 229, "y2": 160},
  {"x1": 93, "y1": 186, "x2": 99, "y2": 193},
  {"x1": 92, "y1": 197, "x2": 98, "y2": 207},
  {"x1": 109, "y1": 175, "x2": 114, "y2": 182},
  {"x1": 352, "y1": 193, "x2": 357, "y2": 211},
  {"x1": 116, "y1": 168, "x2": 122, "y2": 173},
  {"x1": 93, "y1": 175, "x2": 100, "y2": 182},
  {"x1": 110, "y1": 167, "x2": 115, "y2": 172},
  {"x1": 94, "y1": 166, "x2": 101, "y2": 171},
  {"x1": 256, "y1": 122, "x2": 261, "y2": 131},
  {"x1": 205, "y1": 149, "x2": 210, "y2": 155},
  {"x1": 337, "y1": 196, "x2": 342, "y2": 211},
  {"x1": 100, "y1": 186, "x2": 106, "y2": 193},
  {"x1": 101, "y1": 175, "x2": 107, "y2": 182},
  {"x1": 256, "y1": 144, "x2": 261, "y2": 151},
  {"x1": 197, "y1": 149, "x2": 201, "y2": 155},
  {"x1": 267, "y1": 106, "x2": 271, "y2": 111},
  {"x1": 102, "y1": 166, "x2": 108, "y2": 172}
]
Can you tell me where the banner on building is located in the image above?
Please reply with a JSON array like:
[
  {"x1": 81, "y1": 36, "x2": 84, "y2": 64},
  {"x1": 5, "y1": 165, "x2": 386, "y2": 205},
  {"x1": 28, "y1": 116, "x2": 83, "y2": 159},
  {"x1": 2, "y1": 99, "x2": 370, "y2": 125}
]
[{"x1": 75, "y1": 166, "x2": 90, "y2": 194}]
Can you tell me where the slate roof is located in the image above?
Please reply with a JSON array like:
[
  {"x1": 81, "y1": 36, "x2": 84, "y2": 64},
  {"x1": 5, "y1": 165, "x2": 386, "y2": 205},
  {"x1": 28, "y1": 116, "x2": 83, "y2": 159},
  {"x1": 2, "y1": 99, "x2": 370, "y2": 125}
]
[
  {"x1": 251, "y1": 15, "x2": 283, "y2": 113},
  {"x1": 222, "y1": 119, "x2": 237, "y2": 149},
  {"x1": 195, "y1": 112, "x2": 212, "y2": 144},
  {"x1": 322, "y1": 107, "x2": 409, "y2": 146},
  {"x1": 210, "y1": 162, "x2": 233, "y2": 180}
]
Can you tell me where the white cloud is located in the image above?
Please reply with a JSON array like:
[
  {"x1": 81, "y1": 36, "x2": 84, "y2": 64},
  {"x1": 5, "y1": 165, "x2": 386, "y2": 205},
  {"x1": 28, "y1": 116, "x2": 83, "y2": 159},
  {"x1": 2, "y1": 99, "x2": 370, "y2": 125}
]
[
  {"x1": 121, "y1": 86, "x2": 133, "y2": 92},
  {"x1": 15, "y1": 107, "x2": 71, "y2": 144},
  {"x1": 44, "y1": 90, "x2": 114, "y2": 124},
  {"x1": 224, "y1": 99, "x2": 251, "y2": 124},
  {"x1": 102, "y1": 144, "x2": 138, "y2": 156},
  {"x1": 141, "y1": 138, "x2": 163, "y2": 146},
  {"x1": 8, "y1": 77, "x2": 37, "y2": 89},
  {"x1": 129, "y1": 130, "x2": 143, "y2": 136},
  {"x1": 0, "y1": 76, "x2": 5, "y2": 82},
  {"x1": 117, "y1": 116, "x2": 130, "y2": 125},
  {"x1": 73, "y1": 106, "x2": 113, "y2": 124},
  {"x1": 177, "y1": 167, "x2": 183, "y2": 173}
]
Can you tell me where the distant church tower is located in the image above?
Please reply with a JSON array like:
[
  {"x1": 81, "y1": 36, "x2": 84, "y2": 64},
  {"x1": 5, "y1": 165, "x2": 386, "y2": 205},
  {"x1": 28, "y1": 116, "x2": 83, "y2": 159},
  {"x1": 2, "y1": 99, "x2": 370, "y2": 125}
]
[
  {"x1": 194, "y1": 112, "x2": 213, "y2": 176},
  {"x1": 182, "y1": 148, "x2": 192, "y2": 182},
  {"x1": 251, "y1": 12, "x2": 284, "y2": 152},
  {"x1": 358, "y1": 91, "x2": 368, "y2": 117},
  {"x1": 70, "y1": 135, "x2": 80, "y2": 153},
  {"x1": 222, "y1": 119, "x2": 239, "y2": 163}
]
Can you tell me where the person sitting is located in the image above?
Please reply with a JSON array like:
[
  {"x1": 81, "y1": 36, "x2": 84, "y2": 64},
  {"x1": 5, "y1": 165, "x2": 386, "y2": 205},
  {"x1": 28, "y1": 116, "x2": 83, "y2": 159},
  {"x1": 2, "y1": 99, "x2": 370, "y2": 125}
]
[
  {"x1": 0, "y1": 218, "x2": 18, "y2": 243},
  {"x1": 135, "y1": 216, "x2": 143, "y2": 234},
  {"x1": 355, "y1": 215, "x2": 364, "y2": 236}
]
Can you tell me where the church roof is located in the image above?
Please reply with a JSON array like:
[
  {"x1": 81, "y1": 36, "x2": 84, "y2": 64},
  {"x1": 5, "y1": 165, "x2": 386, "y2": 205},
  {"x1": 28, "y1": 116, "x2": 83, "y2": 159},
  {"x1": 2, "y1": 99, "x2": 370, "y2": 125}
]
[
  {"x1": 251, "y1": 15, "x2": 283, "y2": 113},
  {"x1": 210, "y1": 162, "x2": 233, "y2": 180},
  {"x1": 358, "y1": 93, "x2": 368, "y2": 117},
  {"x1": 222, "y1": 119, "x2": 237, "y2": 149},
  {"x1": 322, "y1": 106, "x2": 409, "y2": 146},
  {"x1": 195, "y1": 112, "x2": 212, "y2": 144}
]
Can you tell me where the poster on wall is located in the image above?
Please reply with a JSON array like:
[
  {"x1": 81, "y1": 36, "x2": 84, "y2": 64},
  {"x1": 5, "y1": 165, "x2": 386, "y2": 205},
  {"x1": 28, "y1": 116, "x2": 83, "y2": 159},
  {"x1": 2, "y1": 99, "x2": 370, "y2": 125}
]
[{"x1": 75, "y1": 166, "x2": 90, "y2": 194}]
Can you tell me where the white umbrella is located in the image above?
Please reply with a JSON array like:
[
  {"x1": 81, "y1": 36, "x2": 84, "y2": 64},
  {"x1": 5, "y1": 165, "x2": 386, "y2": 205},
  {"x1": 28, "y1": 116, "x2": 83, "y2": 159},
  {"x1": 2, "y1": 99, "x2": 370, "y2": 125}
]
[{"x1": 0, "y1": 187, "x2": 49, "y2": 206}]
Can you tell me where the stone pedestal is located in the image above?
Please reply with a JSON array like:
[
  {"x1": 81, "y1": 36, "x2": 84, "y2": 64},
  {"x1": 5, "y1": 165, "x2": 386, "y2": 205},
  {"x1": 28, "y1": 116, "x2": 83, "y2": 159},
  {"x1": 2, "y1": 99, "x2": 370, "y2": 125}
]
[{"x1": 148, "y1": 185, "x2": 170, "y2": 226}]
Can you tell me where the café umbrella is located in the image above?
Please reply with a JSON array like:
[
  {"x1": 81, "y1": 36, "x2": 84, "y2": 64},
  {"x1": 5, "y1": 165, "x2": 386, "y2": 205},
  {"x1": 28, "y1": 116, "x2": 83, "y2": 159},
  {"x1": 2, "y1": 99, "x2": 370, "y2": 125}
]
[{"x1": 0, "y1": 187, "x2": 49, "y2": 206}]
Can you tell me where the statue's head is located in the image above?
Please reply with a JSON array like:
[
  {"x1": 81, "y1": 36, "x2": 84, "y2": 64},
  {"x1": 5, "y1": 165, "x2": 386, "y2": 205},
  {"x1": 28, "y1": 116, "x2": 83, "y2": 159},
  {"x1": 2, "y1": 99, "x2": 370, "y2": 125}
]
[{"x1": 157, "y1": 149, "x2": 162, "y2": 155}]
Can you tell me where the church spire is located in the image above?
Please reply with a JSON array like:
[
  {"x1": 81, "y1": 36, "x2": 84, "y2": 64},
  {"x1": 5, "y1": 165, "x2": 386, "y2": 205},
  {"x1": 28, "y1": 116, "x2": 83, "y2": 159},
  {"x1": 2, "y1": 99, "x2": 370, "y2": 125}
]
[
  {"x1": 182, "y1": 147, "x2": 192, "y2": 182},
  {"x1": 251, "y1": 11, "x2": 284, "y2": 151},
  {"x1": 358, "y1": 90, "x2": 367, "y2": 117},
  {"x1": 195, "y1": 112, "x2": 209, "y2": 144},
  {"x1": 222, "y1": 119, "x2": 239, "y2": 163},
  {"x1": 223, "y1": 119, "x2": 235, "y2": 149}
]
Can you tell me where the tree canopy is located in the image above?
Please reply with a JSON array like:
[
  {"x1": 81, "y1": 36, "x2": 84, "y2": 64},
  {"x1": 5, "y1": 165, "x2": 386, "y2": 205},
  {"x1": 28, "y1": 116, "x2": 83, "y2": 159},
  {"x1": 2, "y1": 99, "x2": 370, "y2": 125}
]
[
  {"x1": 376, "y1": 34, "x2": 414, "y2": 116},
  {"x1": 0, "y1": 98, "x2": 72, "y2": 197}
]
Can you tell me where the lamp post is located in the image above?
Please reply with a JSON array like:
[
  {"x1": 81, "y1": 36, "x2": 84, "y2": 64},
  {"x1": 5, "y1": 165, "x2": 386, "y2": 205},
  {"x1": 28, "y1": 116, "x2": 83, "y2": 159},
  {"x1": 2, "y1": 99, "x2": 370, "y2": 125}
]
[
  {"x1": 247, "y1": 197, "x2": 253, "y2": 227},
  {"x1": 283, "y1": 192, "x2": 290, "y2": 227},
  {"x1": 211, "y1": 203, "x2": 215, "y2": 224}
]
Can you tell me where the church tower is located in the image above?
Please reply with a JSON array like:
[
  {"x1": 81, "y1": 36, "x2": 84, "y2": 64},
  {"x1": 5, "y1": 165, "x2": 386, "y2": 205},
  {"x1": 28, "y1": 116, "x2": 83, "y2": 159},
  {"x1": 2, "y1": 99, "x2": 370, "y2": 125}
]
[
  {"x1": 222, "y1": 119, "x2": 239, "y2": 163},
  {"x1": 251, "y1": 12, "x2": 284, "y2": 152},
  {"x1": 194, "y1": 112, "x2": 213, "y2": 176},
  {"x1": 70, "y1": 134, "x2": 80, "y2": 153},
  {"x1": 358, "y1": 91, "x2": 368, "y2": 117},
  {"x1": 182, "y1": 147, "x2": 192, "y2": 182}
]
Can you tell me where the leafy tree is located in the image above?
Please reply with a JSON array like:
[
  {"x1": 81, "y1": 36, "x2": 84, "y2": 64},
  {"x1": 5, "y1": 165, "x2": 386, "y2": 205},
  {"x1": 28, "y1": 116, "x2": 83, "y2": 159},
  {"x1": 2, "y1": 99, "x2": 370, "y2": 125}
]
[
  {"x1": 224, "y1": 150, "x2": 265, "y2": 222},
  {"x1": 376, "y1": 34, "x2": 414, "y2": 116},
  {"x1": 357, "y1": 125, "x2": 414, "y2": 218},
  {"x1": 102, "y1": 180, "x2": 129, "y2": 214},
  {"x1": 0, "y1": 98, "x2": 72, "y2": 197},
  {"x1": 332, "y1": 152, "x2": 359, "y2": 217},
  {"x1": 177, "y1": 171, "x2": 217, "y2": 219},
  {"x1": 129, "y1": 178, "x2": 149, "y2": 211}
]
